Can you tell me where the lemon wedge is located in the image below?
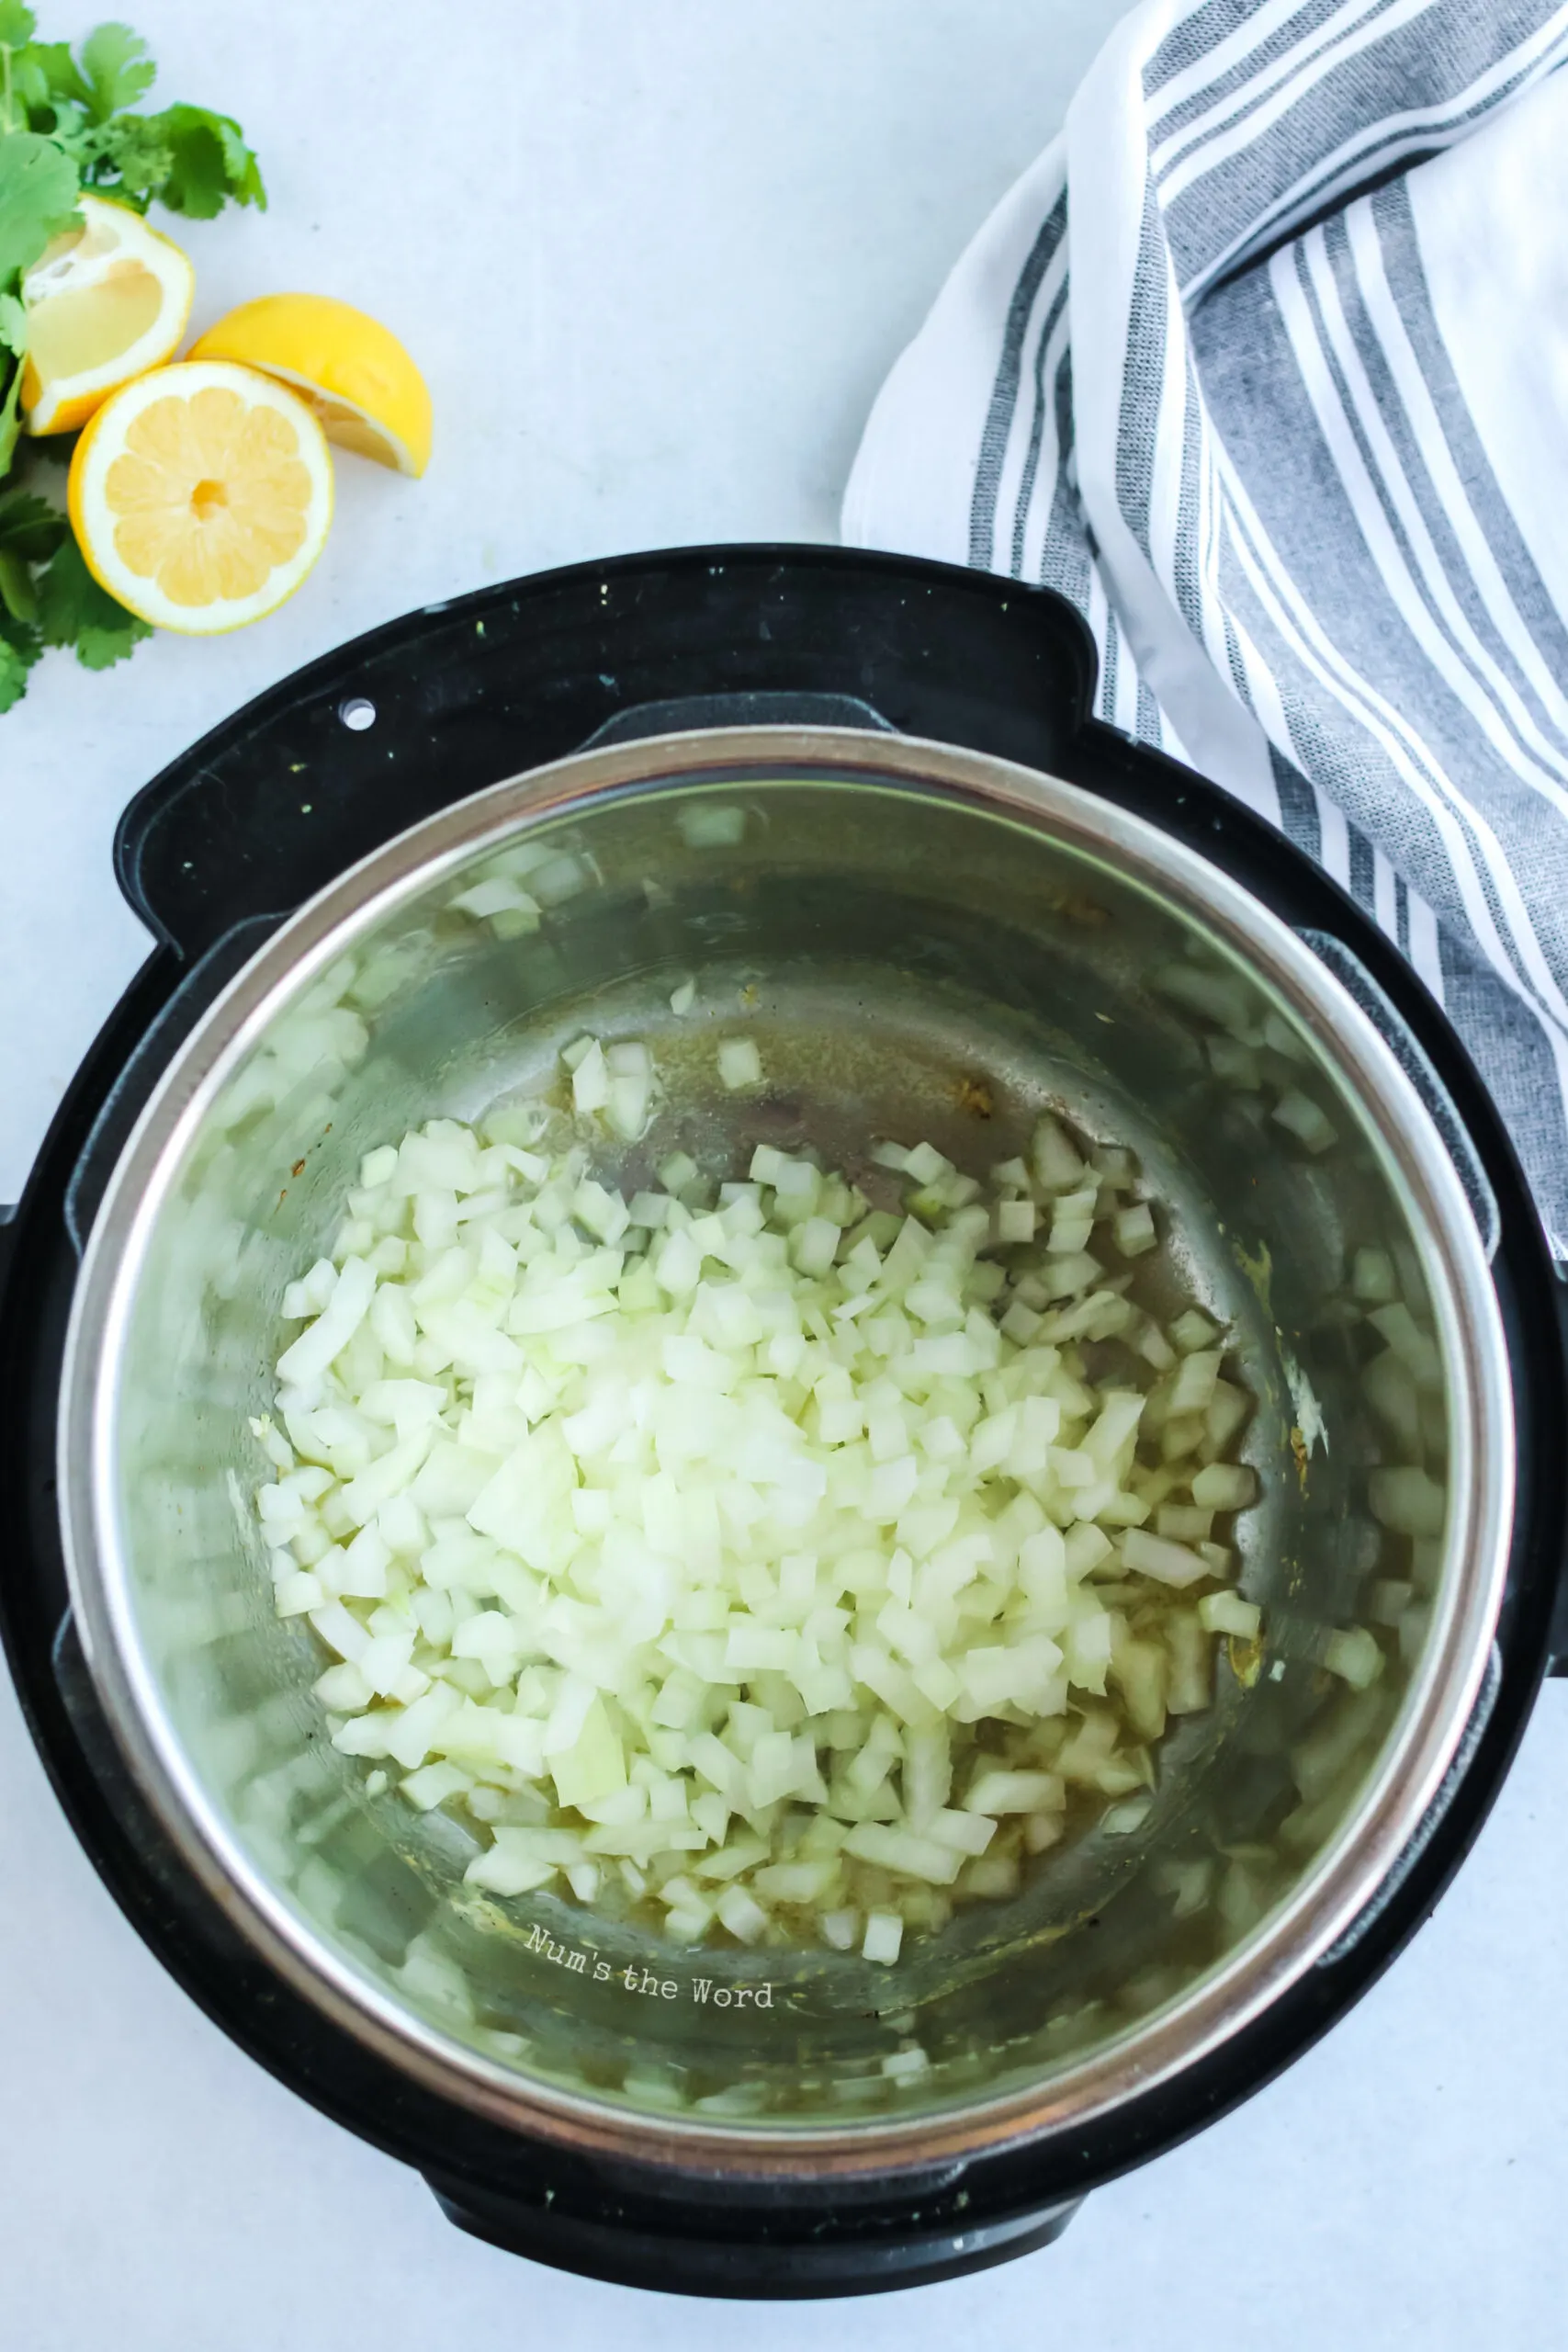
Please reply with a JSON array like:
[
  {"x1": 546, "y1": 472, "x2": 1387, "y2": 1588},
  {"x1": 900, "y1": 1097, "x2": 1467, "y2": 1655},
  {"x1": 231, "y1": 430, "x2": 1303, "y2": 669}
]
[
  {"x1": 187, "y1": 294, "x2": 432, "y2": 477},
  {"x1": 69, "y1": 360, "x2": 334, "y2": 635},
  {"x1": 20, "y1": 195, "x2": 196, "y2": 437}
]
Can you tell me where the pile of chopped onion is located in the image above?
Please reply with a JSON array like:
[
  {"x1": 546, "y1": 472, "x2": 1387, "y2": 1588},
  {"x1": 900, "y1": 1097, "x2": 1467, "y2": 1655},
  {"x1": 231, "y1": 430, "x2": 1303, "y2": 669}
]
[{"x1": 254, "y1": 1054, "x2": 1268, "y2": 1962}]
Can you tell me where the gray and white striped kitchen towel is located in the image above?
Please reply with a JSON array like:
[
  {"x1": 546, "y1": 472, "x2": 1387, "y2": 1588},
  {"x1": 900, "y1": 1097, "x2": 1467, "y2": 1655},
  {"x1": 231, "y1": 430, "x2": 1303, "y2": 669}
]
[{"x1": 842, "y1": 0, "x2": 1568, "y2": 1254}]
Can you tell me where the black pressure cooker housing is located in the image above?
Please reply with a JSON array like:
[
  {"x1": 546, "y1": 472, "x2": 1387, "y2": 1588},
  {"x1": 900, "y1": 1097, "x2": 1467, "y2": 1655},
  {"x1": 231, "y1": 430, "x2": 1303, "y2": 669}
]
[{"x1": 2, "y1": 547, "x2": 1564, "y2": 2297}]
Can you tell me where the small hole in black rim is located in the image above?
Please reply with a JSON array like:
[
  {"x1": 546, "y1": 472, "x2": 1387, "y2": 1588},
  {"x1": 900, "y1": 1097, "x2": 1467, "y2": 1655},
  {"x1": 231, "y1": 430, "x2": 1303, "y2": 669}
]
[{"x1": 339, "y1": 697, "x2": 377, "y2": 732}]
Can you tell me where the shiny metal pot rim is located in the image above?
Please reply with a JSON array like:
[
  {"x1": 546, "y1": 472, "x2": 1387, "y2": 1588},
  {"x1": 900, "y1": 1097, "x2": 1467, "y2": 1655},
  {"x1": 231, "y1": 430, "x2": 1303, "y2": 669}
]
[{"x1": 58, "y1": 726, "x2": 1514, "y2": 2178}]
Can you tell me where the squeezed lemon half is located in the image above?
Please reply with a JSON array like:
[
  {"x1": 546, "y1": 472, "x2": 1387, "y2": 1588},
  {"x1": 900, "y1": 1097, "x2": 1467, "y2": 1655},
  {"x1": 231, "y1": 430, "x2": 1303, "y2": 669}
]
[{"x1": 21, "y1": 195, "x2": 196, "y2": 437}]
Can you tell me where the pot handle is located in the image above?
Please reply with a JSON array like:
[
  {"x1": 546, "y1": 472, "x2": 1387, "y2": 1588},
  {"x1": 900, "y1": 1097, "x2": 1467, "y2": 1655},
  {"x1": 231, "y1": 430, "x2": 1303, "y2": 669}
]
[
  {"x1": 62, "y1": 914, "x2": 285, "y2": 1259},
  {"x1": 577, "y1": 688, "x2": 898, "y2": 752},
  {"x1": 1295, "y1": 929, "x2": 1500, "y2": 1261},
  {"x1": 423, "y1": 2165, "x2": 1079, "y2": 2296}
]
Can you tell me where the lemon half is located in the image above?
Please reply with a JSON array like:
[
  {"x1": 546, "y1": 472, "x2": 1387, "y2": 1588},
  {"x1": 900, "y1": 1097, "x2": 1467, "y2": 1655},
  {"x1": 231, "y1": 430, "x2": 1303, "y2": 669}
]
[
  {"x1": 21, "y1": 195, "x2": 196, "y2": 437},
  {"x1": 69, "y1": 360, "x2": 334, "y2": 635},
  {"x1": 188, "y1": 293, "x2": 432, "y2": 477}
]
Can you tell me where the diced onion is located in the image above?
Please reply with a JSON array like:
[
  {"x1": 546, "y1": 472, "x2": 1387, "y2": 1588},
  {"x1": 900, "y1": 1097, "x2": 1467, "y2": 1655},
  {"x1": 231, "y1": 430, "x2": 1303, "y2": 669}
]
[
  {"x1": 717, "y1": 1038, "x2": 762, "y2": 1091},
  {"x1": 863, "y1": 1910, "x2": 904, "y2": 1965},
  {"x1": 1198, "y1": 1590, "x2": 1260, "y2": 1639},
  {"x1": 1114, "y1": 1204, "x2": 1156, "y2": 1257},
  {"x1": 261, "y1": 1094, "x2": 1269, "y2": 1956},
  {"x1": 1271, "y1": 1089, "x2": 1337, "y2": 1154},
  {"x1": 1323, "y1": 1625, "x2": 1384, "y2": 1688},
  {"x1": 1368, "y1": 1465, "x2": 1446, "y2": 1537},
  {"x1": 1351, "y1": 1248, "x2": 1397, "y2": 1304},
  {"x1": 679, "y1": 804, "x2": 747, "y2": 849},
  {"x1": 1190, "y1": 1462, "x2": 1255, "y2": 1512}
]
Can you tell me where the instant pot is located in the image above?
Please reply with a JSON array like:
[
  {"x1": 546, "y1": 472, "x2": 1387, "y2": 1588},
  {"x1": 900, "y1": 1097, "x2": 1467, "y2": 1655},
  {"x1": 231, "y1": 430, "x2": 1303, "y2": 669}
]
[{"x1": 3, "y1": 546, "x2": 1565, "y2": 2298}]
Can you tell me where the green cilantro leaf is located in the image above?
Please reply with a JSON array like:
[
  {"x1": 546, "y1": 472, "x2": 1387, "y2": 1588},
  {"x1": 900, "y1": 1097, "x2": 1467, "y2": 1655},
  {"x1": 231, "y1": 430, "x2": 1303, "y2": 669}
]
[
  {"x1": 12, "y1": 38, "x2": 90, "y2": 122},
  {"x1": 0, "y1": 647, "x2": 32, "y2": 710},
  {"x1": 0, "y1": 605, "x2": 41, "y2": 712},
  {"x1": 0, "y1": 485, "x2": 68, "y2": 562},
  {"x1": 0, "y1": 360, "x2": 24, "y2": 476},
  {"x1": 0, "y1": 546, "x2": 37, "y2": 621},
  {"x1": 75, "y1": 108, "x2": 166, "y2": 205},
  {"x1": 135, "y1": 100, "x2": 264, "y2": 217},
  {"x1": 0, "y1": 2, "x2": 39, "y2": 48},
  {"x1": 0, "y1": 129, "x2": 81, "y2": 280},
  {"x1": 9, "y1": 47, "x2": 70, "y2": 130},
  {"x1": 35, "y1": 531, "x2": 152, "y2": 667},
  {"x1": 0, "y1": 288, "x2": 25, "y2": 352},
  {"x1": 0, "y1": 486, "x2": 68, "y2": 627},
  {"x1": 76, "y1": 19, "x2": 154, "y2": 121}
]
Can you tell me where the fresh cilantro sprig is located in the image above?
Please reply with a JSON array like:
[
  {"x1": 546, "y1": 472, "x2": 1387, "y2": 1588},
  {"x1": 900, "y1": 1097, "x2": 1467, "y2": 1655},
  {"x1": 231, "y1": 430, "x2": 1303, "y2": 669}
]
[
  {"x1": 0, "y1": 6, "x2": 263, "y2": 708},
  {"x1": 0, "y1": 10, "x2": 264, "y2": 223},
  {"x1": 0, "y1": 481, "x2": 150, "y2": 707},
  {"x1": 0, "y1": 482, "x2": 61, "y2": 707}
]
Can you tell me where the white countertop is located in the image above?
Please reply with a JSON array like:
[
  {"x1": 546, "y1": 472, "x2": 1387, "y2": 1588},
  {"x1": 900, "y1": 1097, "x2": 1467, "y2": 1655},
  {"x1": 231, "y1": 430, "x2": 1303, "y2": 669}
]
[{"x1": 4, "y1": 4, "x2": 1565, "y2": 2342}]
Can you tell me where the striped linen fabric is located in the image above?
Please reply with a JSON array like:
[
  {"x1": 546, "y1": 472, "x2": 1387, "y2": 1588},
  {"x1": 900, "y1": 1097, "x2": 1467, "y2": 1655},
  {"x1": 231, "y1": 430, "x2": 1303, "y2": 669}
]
[{"x1": 843, "y1": 0, "x2": 1568, "y2": 1253}]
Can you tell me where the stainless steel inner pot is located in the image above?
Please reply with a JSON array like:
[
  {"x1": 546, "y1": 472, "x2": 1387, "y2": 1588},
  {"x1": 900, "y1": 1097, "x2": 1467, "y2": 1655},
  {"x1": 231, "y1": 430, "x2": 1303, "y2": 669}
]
[{"x1": 60, "y1": 727, "x2": 1511, "y2": 2177}]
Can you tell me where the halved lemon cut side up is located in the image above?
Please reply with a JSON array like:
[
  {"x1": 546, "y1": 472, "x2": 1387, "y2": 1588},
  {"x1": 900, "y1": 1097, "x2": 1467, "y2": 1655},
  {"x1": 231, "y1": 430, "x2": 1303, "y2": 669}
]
[
  {"x1": 21, "y1": 195, "x2": 196, "y2": 437},
  {"x1": 69, "y1": 361, "x2": 334, "y2": 635}
]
